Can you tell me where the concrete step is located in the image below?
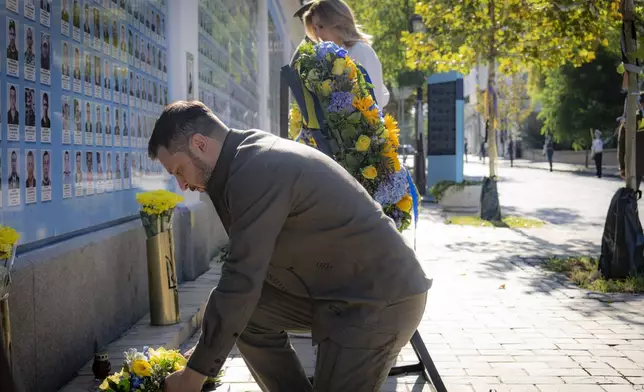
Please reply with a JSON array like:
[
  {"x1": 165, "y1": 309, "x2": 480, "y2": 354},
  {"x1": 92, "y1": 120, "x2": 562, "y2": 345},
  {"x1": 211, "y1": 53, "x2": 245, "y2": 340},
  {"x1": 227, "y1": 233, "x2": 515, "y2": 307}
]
[{"x1": 57, "y1": 260, "x2": 223, "y2": 392}]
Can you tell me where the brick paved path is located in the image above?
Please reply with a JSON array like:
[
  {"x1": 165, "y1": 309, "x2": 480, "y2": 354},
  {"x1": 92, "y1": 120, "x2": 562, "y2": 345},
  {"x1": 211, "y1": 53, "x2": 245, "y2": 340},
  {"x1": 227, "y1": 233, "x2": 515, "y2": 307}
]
[{"x1": 182, "y1": 206, "x2": 644, "y2": 392}]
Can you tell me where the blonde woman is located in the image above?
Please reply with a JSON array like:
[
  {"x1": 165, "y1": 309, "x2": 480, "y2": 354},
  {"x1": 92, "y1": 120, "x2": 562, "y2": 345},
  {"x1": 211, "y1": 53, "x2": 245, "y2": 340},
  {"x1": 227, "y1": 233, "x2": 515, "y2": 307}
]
[{"x1": 303, "y1": 0, "x2": 390, "y2": 107}]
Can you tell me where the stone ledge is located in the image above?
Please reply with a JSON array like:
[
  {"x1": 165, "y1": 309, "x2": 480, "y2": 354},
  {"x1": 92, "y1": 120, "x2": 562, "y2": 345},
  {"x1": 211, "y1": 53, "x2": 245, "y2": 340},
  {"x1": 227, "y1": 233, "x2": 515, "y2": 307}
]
[{"x1": 57, "y1": 261, "x2": 222, "y2": 392}]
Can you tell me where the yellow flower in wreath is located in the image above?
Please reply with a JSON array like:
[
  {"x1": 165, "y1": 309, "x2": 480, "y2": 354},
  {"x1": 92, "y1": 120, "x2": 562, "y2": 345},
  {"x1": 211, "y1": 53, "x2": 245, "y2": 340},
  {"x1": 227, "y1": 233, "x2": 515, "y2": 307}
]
[
  {"x1": 352, "y1": 95, "x2": 375, "y2": 113},
  {"x1": 384, "y1": 114, "x2": 398, "y2": 131},
  {"x1": 363, "y1": 108, "x2": 380, "y2": 125},
  {"x1": 396, "y1": 194, "x2": 413, "y2": 213},
  {"x1": 332, "y1": 58, "x2": 347, "y2": 76},
  {"x1": 132, "y1": 359, "x2": 153, "y2": 377},
  {"x1": 361, "y1": 165, "x2": 378, "y2": 180},
  {"x1": 388, "y1": 127, "x2": 401, "y2": 149},
  {"x1": 320, "y1": 80, "x2": 333, "y2": 97},
  {"x1": 355, "y1": 134, "x2": 371, "y2": 152},
  {"x1": 383, "y1": 152, "x2": 401, "y2": 171},
  {"x1": 345, "y1": 57, "x2": 358, "y2": 80}
]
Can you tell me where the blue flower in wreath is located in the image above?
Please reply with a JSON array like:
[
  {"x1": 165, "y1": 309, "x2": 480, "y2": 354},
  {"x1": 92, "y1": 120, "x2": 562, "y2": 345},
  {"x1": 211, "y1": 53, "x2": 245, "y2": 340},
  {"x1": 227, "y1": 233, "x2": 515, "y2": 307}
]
[{"x1": 316, "y1": 41, "x2": 347, "y2": 60}]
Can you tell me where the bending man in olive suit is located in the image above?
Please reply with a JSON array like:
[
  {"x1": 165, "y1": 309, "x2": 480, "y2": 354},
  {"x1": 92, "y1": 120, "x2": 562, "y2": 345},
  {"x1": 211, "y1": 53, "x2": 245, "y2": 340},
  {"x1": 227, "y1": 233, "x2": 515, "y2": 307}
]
[{"x1": 154, "y1": 101, "x2": 431, "y2": 392}]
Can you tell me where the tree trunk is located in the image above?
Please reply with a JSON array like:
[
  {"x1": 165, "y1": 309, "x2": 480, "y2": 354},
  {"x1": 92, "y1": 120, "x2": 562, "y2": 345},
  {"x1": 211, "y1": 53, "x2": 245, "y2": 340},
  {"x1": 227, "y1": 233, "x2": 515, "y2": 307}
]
[
  {"x1": 479, "y1": 0, "x2": 502, "y2": 222},
  {"x1": 623, "y1": 0, "x2": 638, "y2": 190},
  {"x1": 487, "y1": 60, "x2": 498, "y2": 178}
]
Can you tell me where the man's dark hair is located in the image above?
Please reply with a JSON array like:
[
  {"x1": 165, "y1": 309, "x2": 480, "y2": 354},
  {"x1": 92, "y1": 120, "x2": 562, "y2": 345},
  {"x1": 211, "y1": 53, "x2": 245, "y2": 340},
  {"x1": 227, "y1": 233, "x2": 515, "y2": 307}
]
[{"x1": 148, "y1": 101, "x2": 228, "y2": 159}]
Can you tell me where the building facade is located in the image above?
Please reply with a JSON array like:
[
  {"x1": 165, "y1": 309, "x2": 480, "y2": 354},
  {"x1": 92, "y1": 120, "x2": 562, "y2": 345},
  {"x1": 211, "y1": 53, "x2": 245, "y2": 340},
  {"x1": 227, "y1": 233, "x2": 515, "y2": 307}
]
[{"x1": 5, "y1": 0, "x2": 303, "y2": 391}]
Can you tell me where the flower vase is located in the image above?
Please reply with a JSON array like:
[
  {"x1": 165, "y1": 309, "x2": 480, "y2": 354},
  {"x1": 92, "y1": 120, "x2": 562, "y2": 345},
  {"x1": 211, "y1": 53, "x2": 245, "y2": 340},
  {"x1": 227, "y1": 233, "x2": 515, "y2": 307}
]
[
  {"x1": 0, "y1": 245, "x2": 17, "y2": 368},
  {"x1": 146, "y1": 229, "x2": 180, "y2": 326}
]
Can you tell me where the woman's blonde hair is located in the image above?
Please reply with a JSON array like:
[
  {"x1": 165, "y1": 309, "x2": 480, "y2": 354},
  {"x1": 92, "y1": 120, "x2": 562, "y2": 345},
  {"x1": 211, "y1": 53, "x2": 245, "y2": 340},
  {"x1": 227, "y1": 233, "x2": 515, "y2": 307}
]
[{"x1": 303, "y1": 0, "x2": 371, "y2": 47}]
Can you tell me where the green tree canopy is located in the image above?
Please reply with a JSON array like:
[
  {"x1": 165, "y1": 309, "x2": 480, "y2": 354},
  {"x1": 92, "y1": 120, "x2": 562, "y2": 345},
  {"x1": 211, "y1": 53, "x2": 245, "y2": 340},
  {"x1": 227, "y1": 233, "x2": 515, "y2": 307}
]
[
  {"x1": 533, "y1": 47, "x2": 624, "y2": 150},
  {"x1": 402, "y1": 0, "x2": 619, "y2": 76},
  {"x1": 345, "y1": 0, "x2": 414, "y2": 87}
]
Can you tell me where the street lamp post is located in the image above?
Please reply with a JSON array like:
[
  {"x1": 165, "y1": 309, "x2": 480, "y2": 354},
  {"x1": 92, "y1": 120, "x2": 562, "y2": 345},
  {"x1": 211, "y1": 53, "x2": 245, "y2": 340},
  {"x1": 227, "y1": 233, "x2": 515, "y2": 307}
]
[{"x1": 410, "y1": 14, "x2": 427, "y2": 195}]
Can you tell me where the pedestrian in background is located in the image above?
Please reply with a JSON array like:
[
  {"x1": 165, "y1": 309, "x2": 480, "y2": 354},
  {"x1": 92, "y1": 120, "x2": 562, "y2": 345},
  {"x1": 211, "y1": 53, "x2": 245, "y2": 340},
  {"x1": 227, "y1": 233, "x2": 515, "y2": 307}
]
[
  {"x1": 591, "y1": 129, "x2": 604, "y2": 178},
  {"x1": 507, "y1": 137, "x2": 514, "y2": 168},
  {"x1": 464, "y1": 138, "x2": 468, "y2": 163},
  {"x1": 544, "y1": 134, "x2": 554, "y2": 172}
]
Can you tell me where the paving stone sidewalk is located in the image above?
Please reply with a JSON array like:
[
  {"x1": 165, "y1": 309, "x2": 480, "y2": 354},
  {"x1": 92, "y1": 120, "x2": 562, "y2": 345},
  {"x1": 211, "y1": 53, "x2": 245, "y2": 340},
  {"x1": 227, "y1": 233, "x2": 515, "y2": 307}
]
[
  {"x1": 181, "y1": 206, "x2": 644, "y2": 392},
  {"x1": 61, "y1": 205, "x2": 644, "y2": 392}
]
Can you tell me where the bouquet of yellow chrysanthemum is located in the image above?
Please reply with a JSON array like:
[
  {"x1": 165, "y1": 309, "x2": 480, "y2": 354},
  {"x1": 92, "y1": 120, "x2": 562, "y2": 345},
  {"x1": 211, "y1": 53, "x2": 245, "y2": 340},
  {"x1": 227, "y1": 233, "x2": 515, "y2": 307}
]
[
  {"x1": 98, "y1": 347, "x2": 221, "y2": 392},
  {"x1": 287, "y1": 41, "x2": 419, "y2": 231},
  {"x1": 135, "y1": 190, "x2": 184, "y2": 238}
]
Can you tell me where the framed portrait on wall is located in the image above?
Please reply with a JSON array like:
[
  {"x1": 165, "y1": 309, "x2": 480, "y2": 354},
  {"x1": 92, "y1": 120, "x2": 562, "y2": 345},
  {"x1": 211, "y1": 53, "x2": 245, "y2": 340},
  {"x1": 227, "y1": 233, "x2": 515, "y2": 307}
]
[
  {"x1": 93, "y1": 6, "x2": 101, "y2": 50},
  {"x1": 73, "y1": 98, "x2": 82, "y2": 145},
  {"x1": 85, "y1": 151, "x2": 94, "y2": 195},
  {"x1": 62, "y1": 41, "x2": 71, "y2": 90},
  {"x1": 7, "y1": 84, "x2": 20, "y2": 141},
  {"x1": 103, "y1": 60, "x2": 111, "y2": 100},
  {"x1": 24, "y1": 24, "x2": 36, "y2": 82},
  {"x1": 95, "y1": 103, "x2": 103, "y2": 146},
  {"x1": 41, "y1": 91, "x2": 51, "y2": 143},
  {"x1": 94, "y1": 55, "x2": 102, "y2": 98},
  {"x1": 72, "y1": 0, "x2": 81, "y2": 41},
  {"x1": 96, "y1": 151, "x2": 104, "y2": 194},
  {"x1": 41, "y1": 33, "x2": 51, "y2": 85},
  {"x1": 114, "y1": 106, "x2": 121, "y2": 146},
  {"x1": 74, "y1": 151, "x2": 83, "y2": 197},
  {"x1": 83, "y1": 3, "x2": 92, "y2": 44},
  {"x1": 40, "y1": 0, "x2": 52, "y2": 27},
  {"x1": 112, "y1": 65, "x2": 120, "y2": 104},
  {"x1": 24, "y1": 87, "x2": 37, "y2": 142},
  {"x1": 84, "y1": 53, "x2": 92, "y2": 96},
  {"x1": 25, "y1": 150, "x2": 37, "y2": 204},
  {"x1": 85, "y1": 101, "x2": 93, "y2": 146},
  {"x1": 63, "y1": 150, "x2": 73, "y2": 199},
  {"x1": 120, "y1": 68, "x2": 127, "y2": 104},
  {"x1": 41, "y1": 150, "x2": 52, "y2": 202},
  {"x1": 115, "y1": 152, "x2": 122, "y2": 191},
  {"x1": 103, "y1": 13, "x2": 110, "y2": 55},
  {"x1": 105, "y1": 105, "x2": 112, "y2": 146},
  {"x1": 106, "y1": 151, "x2": 113, "y2": 192},
  {"x1": 7, "y1": 18, "x2": 20, "y2": 78},
  {"x1": 122, "y1": 109, "x2": 128, "y2": 147},
  {"x1": 111, "y1": 18, "x2": 118, "y2": 58},
  {"x1": 62, "y1": 96, "x2": 71, "y2": 144},
  {"x1": 62, "y1": 0, "x2": 71, "y2": 36},
  {"x1": 123, "y1": 152, "x2": 130, "y2": 189},
  {"x1": 8, "y1": 149, "x2": 20, "y2": 206},
  {"x1": 73, "y1": 46, "x2": 82, "y2": 93}
]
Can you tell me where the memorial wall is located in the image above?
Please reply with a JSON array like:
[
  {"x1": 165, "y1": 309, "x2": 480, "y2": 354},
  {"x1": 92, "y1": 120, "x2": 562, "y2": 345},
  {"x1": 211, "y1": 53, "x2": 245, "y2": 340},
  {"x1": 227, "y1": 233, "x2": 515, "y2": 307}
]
[{"x1": 0, "y1": 0, "x2": 169, "y2": 247}]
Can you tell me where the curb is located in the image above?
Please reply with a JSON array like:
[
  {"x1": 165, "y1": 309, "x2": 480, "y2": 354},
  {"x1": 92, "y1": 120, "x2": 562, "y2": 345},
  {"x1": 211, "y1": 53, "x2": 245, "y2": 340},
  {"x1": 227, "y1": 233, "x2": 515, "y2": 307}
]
[
  {"x1": 498, "y1": 161, "x2": 621, "y2": 179},
  {"x1": 58, "y1": 260, "x2": 223, "y2": 392}
]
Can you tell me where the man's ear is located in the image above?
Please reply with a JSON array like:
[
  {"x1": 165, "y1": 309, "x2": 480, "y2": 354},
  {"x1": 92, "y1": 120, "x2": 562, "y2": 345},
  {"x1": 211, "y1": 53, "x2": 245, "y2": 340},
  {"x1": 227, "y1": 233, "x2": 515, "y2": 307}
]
[{"x1": 190, "y1": 133, "x2": 208, "y2": 153}]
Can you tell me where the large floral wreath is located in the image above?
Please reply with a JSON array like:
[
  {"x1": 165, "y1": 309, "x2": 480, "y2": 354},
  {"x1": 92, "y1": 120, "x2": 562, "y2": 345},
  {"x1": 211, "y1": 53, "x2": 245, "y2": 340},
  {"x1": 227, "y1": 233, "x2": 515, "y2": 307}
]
[{"x1": 286, "y1": 41, "x2": 419, "y2": 231}]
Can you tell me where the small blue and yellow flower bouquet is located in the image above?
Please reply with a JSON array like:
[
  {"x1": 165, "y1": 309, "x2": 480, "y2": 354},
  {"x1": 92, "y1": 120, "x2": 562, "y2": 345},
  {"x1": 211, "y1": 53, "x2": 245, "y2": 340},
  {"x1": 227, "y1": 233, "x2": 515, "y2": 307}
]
[{"x1": 98, "y1": 347, "x2": 220, "y2": 392}]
